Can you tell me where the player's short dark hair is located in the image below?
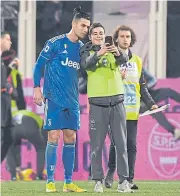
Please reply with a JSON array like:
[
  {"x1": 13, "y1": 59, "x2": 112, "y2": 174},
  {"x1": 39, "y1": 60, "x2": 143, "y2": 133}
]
[
  {"x1": 1, "y1": 31, "x2": 10, "y2": 38},
  {"x1": 73, "y1": 6, "x2": 90, "y2": 21},
  {"x1": 113, "y1": 25, "x2": 137, "y2": 47},
  {"x1": 89, "y1": 23, "x2": 105, "y2": 35},
  {"x1": 2, "y1": 49, "x2": 16, "y2": 66}
]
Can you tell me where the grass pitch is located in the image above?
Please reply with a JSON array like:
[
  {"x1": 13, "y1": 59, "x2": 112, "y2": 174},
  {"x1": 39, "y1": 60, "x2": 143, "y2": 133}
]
[{"x1": 1, "y1": 181, "x2": 180, "y2": 196}]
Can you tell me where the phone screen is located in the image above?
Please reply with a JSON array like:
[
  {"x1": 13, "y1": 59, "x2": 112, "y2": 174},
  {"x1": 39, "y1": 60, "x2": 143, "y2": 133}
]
[{"x1": 105, "y1": 36, "x2": 113, "y2": 46}]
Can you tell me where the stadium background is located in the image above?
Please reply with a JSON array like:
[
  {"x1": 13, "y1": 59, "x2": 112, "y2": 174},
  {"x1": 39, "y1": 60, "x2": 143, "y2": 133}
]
[{"x1": 1, "y1": 0, "x2": 180, "y2": 181}]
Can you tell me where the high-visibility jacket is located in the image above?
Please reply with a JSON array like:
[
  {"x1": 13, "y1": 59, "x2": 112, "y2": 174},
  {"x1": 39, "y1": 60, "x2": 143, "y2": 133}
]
[{"x1": 121, "y1": 54, "x2": 142, "y2": 120}]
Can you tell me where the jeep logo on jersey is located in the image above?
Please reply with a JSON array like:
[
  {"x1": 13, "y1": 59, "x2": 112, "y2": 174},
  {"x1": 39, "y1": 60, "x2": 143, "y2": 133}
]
[{"x1": 61, "y1": 58, "x2": 80, "y2": 70}]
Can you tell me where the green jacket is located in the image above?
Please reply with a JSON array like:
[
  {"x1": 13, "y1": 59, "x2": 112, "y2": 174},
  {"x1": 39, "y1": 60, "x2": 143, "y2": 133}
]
[{"x1": 80, "y1": 42, "x2": 128, "y2": 98}]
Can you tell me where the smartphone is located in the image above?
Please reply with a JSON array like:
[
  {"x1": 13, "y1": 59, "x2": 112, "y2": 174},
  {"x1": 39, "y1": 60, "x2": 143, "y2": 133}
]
[{"x1": 105, "y1": 36, "x2": 113, "y2": 46}]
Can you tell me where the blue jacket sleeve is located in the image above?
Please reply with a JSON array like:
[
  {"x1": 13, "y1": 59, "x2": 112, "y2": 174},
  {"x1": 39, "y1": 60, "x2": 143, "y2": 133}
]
[
  {"x1": 33, "y1": 40, "x2": 56, "y2": 87},
  {"x1": 143, "y1": 67, "x2": 157, "y2": 89}
]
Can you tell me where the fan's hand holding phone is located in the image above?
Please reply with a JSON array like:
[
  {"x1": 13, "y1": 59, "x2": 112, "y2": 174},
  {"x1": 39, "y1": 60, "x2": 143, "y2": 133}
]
[{"x1": 105, "y1": 36, "x2": 120, "y2": 56}]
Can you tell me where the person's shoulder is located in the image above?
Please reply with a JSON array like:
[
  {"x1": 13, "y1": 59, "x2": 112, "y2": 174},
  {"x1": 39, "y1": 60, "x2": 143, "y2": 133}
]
[
  {"x1": 48, "y1": 34, "x2": 66, "y2": 44},
  {"x1": 80, "y1": 41, "x2": 92, "y2": 55},
  {"x1": 132, "y1": 53, "x2": 142, "y2": 63},
  {"x1": 78, "y1": 40, "x2": 84, "y2": 48},
  {"x1": 132, "y1": 53, "x2": 141, "y2": 60}
]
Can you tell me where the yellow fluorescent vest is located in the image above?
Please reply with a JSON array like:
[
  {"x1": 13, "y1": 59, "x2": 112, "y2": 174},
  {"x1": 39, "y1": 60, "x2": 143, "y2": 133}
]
[
  {"x1": 121, "y1": 54, "x2": 142, "y2": 120},
  {"x1": 12, "y1": 110, "x2": 43, "y2": 129},
  {"x1": 11, "y1": 69, "x2": 19, "y2": 112},
  {"x1": 86, "y1": 51, "x2": 124, "y2": 97}
]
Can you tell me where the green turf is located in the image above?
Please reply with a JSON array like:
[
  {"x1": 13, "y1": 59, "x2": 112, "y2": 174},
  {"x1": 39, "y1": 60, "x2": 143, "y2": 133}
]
[{"x1": 1, "y1": 181, "x2": 180, "y2": 196}]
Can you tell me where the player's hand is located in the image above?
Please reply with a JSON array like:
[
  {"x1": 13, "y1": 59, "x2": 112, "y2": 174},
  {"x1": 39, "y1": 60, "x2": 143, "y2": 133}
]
[
  {"x1": 107, "y1": 45, "x2": 120, "y2": 56},
  {"x1": 120, "y1": 67, "x2": 127, "y2": 79},
  {"x1": 33, "y1": 87, "x2": 44, "y2": 106},
  {"x1": 151, "y1": 104, "x2": 158, "y2": 110},
  {"x1": 97, "y1": 44, "x2": 113, "y2": 57}
]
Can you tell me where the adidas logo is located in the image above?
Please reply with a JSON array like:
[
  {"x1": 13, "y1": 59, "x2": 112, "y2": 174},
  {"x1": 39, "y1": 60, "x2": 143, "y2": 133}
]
[{"x1": 62, "y1": 50, "x2": 68, "y2": 54}]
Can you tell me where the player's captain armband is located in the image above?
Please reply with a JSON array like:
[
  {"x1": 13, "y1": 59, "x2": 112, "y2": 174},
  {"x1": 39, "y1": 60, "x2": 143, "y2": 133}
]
[{"x1": 40, "y1": 40, "x2": 56, "y2": 60}]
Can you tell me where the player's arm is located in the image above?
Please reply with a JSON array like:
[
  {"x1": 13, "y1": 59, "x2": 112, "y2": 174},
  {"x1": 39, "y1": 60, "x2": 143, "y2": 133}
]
[
  {"x1": 140, "y1": 69, "x2": 158, "y2": 110},
  {"x1": 33, "y1": 40, "x2": 56, "y2": 105},
  {"x1": 33, "y1": 40, "x2": 56, "y2": 87},
  {"x1": 143, "y1": 67, "x2": 157, "y2": 89}
]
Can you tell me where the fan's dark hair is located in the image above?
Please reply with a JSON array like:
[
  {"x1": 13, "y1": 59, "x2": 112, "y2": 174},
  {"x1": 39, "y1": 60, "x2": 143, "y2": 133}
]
[{"x1": 89, "y1": 23, "x2": 105, "y2": 35}]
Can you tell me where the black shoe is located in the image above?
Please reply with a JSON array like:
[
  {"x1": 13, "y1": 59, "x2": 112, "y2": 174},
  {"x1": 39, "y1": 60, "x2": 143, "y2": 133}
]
[
  {"x1": 104, "y1": 169, "x2": 115, "y2": 188},
  {"x1": 129, "y1": 182, "x2": 138, "y2": 190}
]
